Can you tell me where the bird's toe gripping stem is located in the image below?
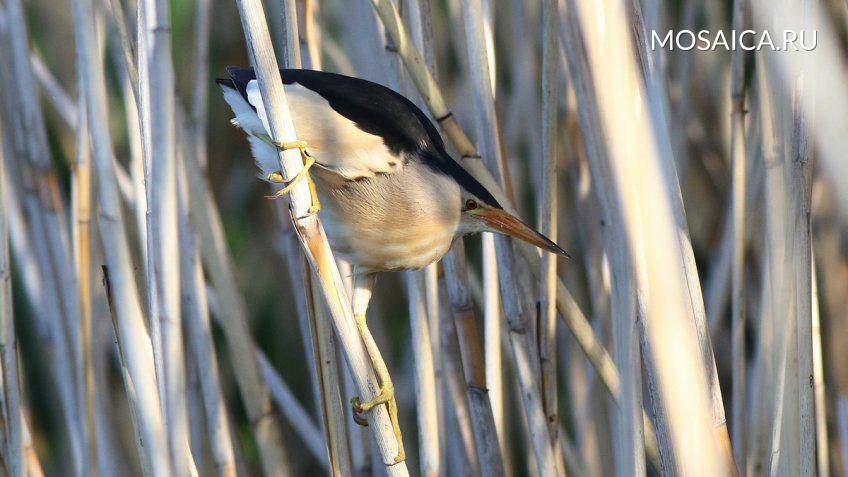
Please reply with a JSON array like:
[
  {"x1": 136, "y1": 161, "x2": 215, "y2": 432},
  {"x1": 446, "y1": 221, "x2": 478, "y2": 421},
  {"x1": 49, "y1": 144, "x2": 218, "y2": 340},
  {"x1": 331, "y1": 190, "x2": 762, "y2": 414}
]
[
  {"x1": 351, "y1": 385, "x2": 405, "y2": 464},
  {"x1": 266, "y1": 140, "x2": 321, "y2": 214}
]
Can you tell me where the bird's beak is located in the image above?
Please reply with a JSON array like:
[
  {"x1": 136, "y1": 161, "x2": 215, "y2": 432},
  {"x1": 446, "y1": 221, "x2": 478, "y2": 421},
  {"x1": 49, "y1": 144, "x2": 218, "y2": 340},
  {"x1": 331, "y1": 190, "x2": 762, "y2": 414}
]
[{"x1": 471, "y1": 208, "x2": 571, "y2": 258}]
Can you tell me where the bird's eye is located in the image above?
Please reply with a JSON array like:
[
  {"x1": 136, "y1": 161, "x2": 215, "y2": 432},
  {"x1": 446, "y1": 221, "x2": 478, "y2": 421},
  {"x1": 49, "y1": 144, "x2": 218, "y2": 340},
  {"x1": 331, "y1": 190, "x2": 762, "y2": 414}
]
[{"x1": 465, "y1": 199, "x2": 478, "y2": 211}]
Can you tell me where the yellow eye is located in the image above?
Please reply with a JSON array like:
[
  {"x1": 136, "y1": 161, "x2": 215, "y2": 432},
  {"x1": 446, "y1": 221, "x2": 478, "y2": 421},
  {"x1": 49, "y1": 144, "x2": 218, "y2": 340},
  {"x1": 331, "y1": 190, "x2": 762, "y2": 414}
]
[{"x1": 465, "y1": 199, "x2": 478, "y2": 210}]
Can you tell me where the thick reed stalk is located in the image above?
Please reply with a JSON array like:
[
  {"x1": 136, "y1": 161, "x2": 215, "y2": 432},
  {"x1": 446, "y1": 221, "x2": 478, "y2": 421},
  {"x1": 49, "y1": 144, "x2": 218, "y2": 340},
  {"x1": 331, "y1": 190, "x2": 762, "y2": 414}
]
[
  {"x1": 788, "y1": 5, "x2": 815, "y2": 475},
  {"x1": 405, "y1": 271, "x2": 440, "y2": 477},
  {"x1": 177, "y1": 165, "x2": 237, "y2": 477},
  {"x1": 441, "y1": 248, "x2": 505, "y2": 476},
  {"x1": 275, "y1": 5, "x2": 351, "y2": 471},
  {"x1": 233, "y1": 0, "x2": 408, "y2": 473},
  {"x1": 180, "y1": 103, "x2": 293, "y2": 475},
  {"x1": 460, "y1": 1, "x2": 560, "y2": 473},
  {"x1": 303, "y1": 268, "x2": 353, "y2": 475},
  {"x1": 562, "y1": 3, "x2": 647, "y2": 472},
  {"x1": 72, "y1": 77, "x2": 97, "y2": 477},
  {"x1": 437, "y1": 285, "x2": 482, "y2": 477},
  {"x1": 140, "y1": 0, "x2": 193, "y2": 473},
  {"x1": 810, "y1": 248, "x2": 828, "y2": 477},
  {"x1": 750, "y1": 0, "x2": 847, "y2": 215},
  {"x1": 191, "y1": 0, "x2": 212, "y2": 168},
  {"x1": 570, "y1": 0, "x2": 725, "y2": 474},
  {"x1": 630, "y1": 0, "x2": 734, "y2": 469},
  {"x1": 558, "y1": 1, "x2": 663, "y2": 470},
  {"x1": 3, "y1": 3, "x2": 86, "y2": 473},
  {"x1": 71, "y1": 0, "x2": 170, "y2": 472},
  {"x1": 0, "y1": 113, "x2": 23, "y2": 477},
  {"x1": 539, "y1": 0, "x2": 560, "y2": 447},
  {"x1": 729, "y1": 0, "x2": 748, "y2": 472},
  {"x1": 839, "y1": 397, "x2": 848, "y2": 475}
]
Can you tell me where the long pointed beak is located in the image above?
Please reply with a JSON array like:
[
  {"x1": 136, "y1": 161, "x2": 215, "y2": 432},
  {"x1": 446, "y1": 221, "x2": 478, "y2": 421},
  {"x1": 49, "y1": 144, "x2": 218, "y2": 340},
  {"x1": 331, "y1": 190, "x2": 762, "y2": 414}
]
[{"x1": 472, "y1": 208, "x2": 571, "y2": 258}]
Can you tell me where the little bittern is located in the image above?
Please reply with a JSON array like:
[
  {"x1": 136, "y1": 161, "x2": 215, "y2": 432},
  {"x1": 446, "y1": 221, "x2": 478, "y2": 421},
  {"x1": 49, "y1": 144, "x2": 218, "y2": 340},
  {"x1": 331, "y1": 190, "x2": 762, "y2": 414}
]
[{"x1": 218, "y1": 67, "x2": 568, "y2": 464}]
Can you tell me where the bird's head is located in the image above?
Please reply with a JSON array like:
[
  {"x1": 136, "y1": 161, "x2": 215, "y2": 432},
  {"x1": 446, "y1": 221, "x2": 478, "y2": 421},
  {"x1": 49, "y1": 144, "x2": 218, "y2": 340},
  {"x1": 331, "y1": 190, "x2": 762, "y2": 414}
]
[{"x1": 458, "y1": 192, "x2": 570, "y2": 258}]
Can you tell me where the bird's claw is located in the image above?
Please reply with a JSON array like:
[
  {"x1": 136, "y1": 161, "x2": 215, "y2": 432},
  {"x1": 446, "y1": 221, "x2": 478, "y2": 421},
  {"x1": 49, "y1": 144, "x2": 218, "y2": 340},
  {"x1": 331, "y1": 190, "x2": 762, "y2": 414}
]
[
  {"x1": 273, "y1": 139, "x2": 310, "y2": 155},
  {"x1": 351, "y1": 384, "x2": 394, "y2": 414},
  {"x1": 262, "y1": 148, "x2": 322, "y2": 213},
  {"x1": 350, "y1": 385, "x2": 405, "y2": 464}
]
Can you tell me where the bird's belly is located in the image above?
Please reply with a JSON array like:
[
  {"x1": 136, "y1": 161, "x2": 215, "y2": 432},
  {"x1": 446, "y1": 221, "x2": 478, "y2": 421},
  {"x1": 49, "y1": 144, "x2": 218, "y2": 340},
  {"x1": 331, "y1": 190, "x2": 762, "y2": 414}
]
[
  {"x1": 322, "y1": 215, "x2": 456, "y2": 272},
  {"x1": 315, "y1": 171, "x2": 461, "y2": 272}
]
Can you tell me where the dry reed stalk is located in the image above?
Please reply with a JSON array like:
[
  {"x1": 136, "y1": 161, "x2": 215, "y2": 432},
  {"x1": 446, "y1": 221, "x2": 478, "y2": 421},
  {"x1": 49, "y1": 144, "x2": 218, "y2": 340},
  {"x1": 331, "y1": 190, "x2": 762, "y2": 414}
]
[
  {"x1": 729, "y1": 0, "x2": 749, "y2": 471},
  {"x1": 180, "y1": 106, "x2": 294, "y2": 476},
  {"x1": 558, "y1": 2, "x2": 666, "y2": 471},
  {"x1": 0, "y1": 111, "x2": 23, "y2": 477},
  {"x1": 570, "y1": 0, "x2": 725, "y2": 474},
  {"x1": 2, "y1": 3, "x2": 87, "y2": 473},
  {"x1": 564, "y1": 121, "x2": 614, "y2": 476},
  {"x1": 750, "y1": 0, "x2": 848, "y2": 216},
  {"x1": 539, "y1": 0, "x2": 560, "y2": 449},
  {"x1": 71, "y1": 0, "x2": 171, "y2": 472},
  {"x1": 301, "y1": 0, "x2": 322, "y2": 70},
  {"x1": 440, "y1": 247, "x2": 506, "y2": 476},
  {"x1": 629, "y1": 1, "x2": 734, "y2": 469},
  {"x1": 191, "y1": 0, "x2": 212, "y2": 168},
  {"x1": 564, "y1": 3, "x2": 647, "y2": 469},
  {"x1": 422, "y1": 264, "x2": 445, "y2": 468},
  {"x1": 405, "y1": 271, "x2": 440, "y2": 477},
  {"x1": 481, "y1": 238, "x2": 503, "y2": 444},
  {"x1": 786, "y1": 6, "x2": 816, "y2": 475},
  {"x1": 839, "y1": 397, "x2": 848, "y2": 475},
  {"x1": 275, "y1": 233, "x2": 321, "y2": 416},
  {"x1": 747, "y1": 59, "x2": 781, "y2": 475},
  {"x1": 72, "y1": 74, "x2": 97, "y2": 477},
  {"x1": 460, "y1": 0, "x2": 560, "y2": 473},
  {"x1": 303, "y1": 268, "x2": 353, "y2": 475},
  {"x1": 137, "y1": 0, "x2": 163, "y2": 408},
  {"x1": 140, "y1": 0, "x2": 194, "y2": 473},
  {"x1": 810, "y1": 247, "x2": 828, "y2": 477},
  {"x1": 177, "y1": 165, "x2": 237, "y2": 477},
  {"x1": 470, "y1": 0, "x2": 504, "y2": 436},
  {"x1": 274, "y1": 6, "x2": 352, "y2": 471},
  {"x1": 1, "y1": 155, "x2": 83, "y2": 475},
  {"x1": 233, "y1": 0, "x2": 408, "y2": 473},
  {"x1": 752, "y1": 5, "x2": 817, "y2": 473},
  {"x1": 437, "y1": 284, "x2": 483, "y2": 477}
]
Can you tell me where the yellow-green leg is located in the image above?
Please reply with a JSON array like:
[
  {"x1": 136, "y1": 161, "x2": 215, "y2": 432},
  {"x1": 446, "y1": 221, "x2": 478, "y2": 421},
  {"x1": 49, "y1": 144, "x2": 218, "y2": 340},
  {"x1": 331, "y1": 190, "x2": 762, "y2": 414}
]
[{"x1": 349, "y1": 272, "x2": 405, "y2": 464}]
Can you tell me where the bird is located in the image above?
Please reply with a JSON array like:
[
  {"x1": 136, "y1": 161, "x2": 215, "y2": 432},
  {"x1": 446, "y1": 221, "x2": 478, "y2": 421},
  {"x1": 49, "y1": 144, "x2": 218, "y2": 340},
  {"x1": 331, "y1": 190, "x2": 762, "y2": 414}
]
[{"x1": 217, "y1": 67, "x2": 568, "y2": 463}]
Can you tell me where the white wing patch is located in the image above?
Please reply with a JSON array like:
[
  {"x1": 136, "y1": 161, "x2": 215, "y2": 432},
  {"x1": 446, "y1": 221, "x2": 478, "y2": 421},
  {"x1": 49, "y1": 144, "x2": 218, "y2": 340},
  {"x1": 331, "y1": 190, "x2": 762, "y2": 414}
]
[
  {"x1": 221, "y1": 85, "x2": 279, "y2": 180},
  {"x1": 220, "y1": 79, "x2": 404, "y2": 183}
]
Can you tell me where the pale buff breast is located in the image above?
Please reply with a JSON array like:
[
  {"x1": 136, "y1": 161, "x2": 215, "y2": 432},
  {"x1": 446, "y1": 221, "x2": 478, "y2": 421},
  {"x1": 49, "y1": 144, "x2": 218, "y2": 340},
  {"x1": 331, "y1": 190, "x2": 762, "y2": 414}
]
[{"x1": 313, "y1": 161, "x2": 462, "y2": 272}]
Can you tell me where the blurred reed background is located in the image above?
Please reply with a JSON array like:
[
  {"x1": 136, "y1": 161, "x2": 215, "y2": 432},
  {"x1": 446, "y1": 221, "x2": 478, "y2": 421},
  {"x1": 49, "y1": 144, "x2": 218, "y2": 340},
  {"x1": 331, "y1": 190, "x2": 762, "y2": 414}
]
[{"x1": 0, "y1": 0, "x2": 847, "y2": 475}]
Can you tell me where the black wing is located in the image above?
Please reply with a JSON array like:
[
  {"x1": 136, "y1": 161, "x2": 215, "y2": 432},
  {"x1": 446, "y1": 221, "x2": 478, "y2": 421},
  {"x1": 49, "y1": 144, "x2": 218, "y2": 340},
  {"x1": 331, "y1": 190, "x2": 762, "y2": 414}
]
[{"x1": 217, "y1": 67, "x2": 502, "y2": 209}]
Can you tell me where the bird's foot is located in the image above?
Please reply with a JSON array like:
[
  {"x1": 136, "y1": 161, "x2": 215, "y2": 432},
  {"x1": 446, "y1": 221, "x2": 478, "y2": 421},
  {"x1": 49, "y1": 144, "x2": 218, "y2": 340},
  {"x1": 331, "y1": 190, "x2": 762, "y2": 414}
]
[
  {"x1": 350, "y1": 384, "x2": 405, "y2": 464},
  {"x1": 351, "y1": 383, "x2": 393, "y2": 413},
  {"x1": 263, "y1": 140, "x2": 321, "y2": 213},
  {"x1": 273, "y1": 139, "x2": 309, "y2": 155}
]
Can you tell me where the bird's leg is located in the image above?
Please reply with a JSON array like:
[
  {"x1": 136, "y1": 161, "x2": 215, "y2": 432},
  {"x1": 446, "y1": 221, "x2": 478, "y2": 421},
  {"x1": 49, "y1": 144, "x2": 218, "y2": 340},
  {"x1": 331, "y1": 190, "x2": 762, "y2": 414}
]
[
  {"x1": 264, "y1": 140, "x2": 321, "y2": 213},
  {"x1": 349, "y1": 271, "x2": 405, "y2": 464}
]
